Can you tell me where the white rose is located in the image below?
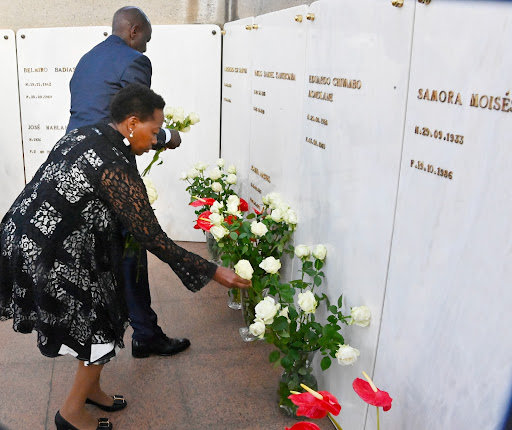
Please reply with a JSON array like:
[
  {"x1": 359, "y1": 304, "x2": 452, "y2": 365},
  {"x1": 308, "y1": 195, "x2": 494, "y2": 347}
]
[
  {"x1": 312, "y1": 244, "x2": 327, "y2": 261},
  {"x1": 210, "y1": 201, "x2": 224, "y2": 214},
  {"x1": 210, "y1": 225, "x2": 228, "y2": 241},
  {"x1": 211, "y1": 182, "x2": 223, "y2": 193},
  {"x1": 227, "y1": 164, "x2": 237, "y2": 174},
  {"x1": 294, "y1": 244, "x2": 310, "y2": 259},
  {"x1": 335, "y1": 344, "x2": 360, "y2": 366},
  {"x1": 181, "y1": 126, "x2": 191, "y2": 133},
  {"x1": 255, "y1": 296, "x2": 280, "y2": 324},
  {"x1": 226, "y1": 195, "x2": 241, "y2": 215},
  {"x1": 251, "y1": 221, "x2": 268, "y2": 237},
  {"x1": 270, "y1": 208, "x2": 284, "y2": 222},
  {"x1": 283, "y1": 209, "x2": 298, "y2": 225},
  {"x1": 249, "y1": 320, "x2": 266, "y2": 338},
  {"x1": 279, "y1": 306, "x2": 290, "y2": 323},
  {"x1": 208, "y1": 213, "x2": 224, "y2": 226},
  {"x1": 217, "y1": 158, "x2": 225, "y2": 167},
  {"x1": 277, "y1": 201, "x2": 290, "y2": 212},
  {"x1": 187, "y1": 168, "x2": 199, "y2": 179},
  {"x1": 188, "y1": 112, "x2": 200, "y2": 125},
  {"x1": 164, "y1": 106, "x2": 175, "y2": 117},
  {"x1": 208, "y1": 168, "x2": 222, "y2": 180},
  {"x1": 173, "y1": 107, "x2": 185, "y2": 123},
  {"x1": 234, "y1": 259, "x2": 254, "y2": 280},
  {"x1": 262, "y1": 192, "x2": 281, "y2": 206},
  {"x1": 226, "y1": 174, "x2": 237, "y2": 184},
  {"x1": 350, "y1": 305, "x2": 371, "y2": 327},
  {"x1": 142, "y1": 177, "x2": 158, "y2": 205},
  {"x1": 179, "y1": 171, "x2": 188, "y2": 181},
  {"x1": 259, "y1": 256, "x2": 281, "y2": 274},
  {"x1": 298, "y1": 290, "x2": 317, "y2": 314},
  {"x1": 194, "y1": 161, "x2": 208, "y2": 171}
]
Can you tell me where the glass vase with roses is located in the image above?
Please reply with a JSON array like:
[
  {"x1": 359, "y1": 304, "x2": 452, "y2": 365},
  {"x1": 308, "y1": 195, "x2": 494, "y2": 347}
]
[{"x1": 247, "y1": 245, "x2": 371, "y2": 416}]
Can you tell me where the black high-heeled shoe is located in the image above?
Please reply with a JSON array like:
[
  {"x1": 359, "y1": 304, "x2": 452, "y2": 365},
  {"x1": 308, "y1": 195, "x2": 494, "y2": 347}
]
[
  {"x1": 55, "y1": 411, "x2": 113, "y2": 429},
  {"x1": 86, "y1": 395, "x2": 127, "y2": 412}
]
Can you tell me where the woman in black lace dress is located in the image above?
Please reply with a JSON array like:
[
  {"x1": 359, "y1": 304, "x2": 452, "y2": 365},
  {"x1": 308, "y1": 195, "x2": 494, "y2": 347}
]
[{"x1": 0, "y1": 84, "x2": 250, "y2": 430}]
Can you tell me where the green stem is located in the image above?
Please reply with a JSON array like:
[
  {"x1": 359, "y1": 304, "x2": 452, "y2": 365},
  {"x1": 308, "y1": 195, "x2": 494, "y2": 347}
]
[
  {"x1": 328, "y1": 413, "x2": 343, "y2": 430},
  {"x1": 142, "y1": 148, "x2": 164, "y2": 177},
  {"x1": 377, "y1": 406, "x2": 380, "y2": 430}
]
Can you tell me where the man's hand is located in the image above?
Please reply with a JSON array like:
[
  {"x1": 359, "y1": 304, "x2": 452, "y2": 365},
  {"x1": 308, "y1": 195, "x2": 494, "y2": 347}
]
[
  {"x1": 213, "y1": 266, "x2": 252, "y2": 289},
  {"x1": 166, "y1": 129, "x2": 181, "y2": 149}
]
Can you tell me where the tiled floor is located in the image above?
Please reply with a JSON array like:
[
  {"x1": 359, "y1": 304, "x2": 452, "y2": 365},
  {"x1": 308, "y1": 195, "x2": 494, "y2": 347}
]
[{"x1": 0, "y1": 242, "x2": 333, "y2": 430}]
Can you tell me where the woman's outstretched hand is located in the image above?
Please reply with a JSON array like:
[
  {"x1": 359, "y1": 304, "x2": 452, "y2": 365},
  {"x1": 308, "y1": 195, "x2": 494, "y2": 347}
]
[{"x1": 213, "y1": 266, "x2": 252, "y2": 289}]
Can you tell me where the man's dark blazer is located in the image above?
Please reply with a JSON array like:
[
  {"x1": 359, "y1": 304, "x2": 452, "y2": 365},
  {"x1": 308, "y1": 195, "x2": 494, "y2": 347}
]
[{"x1": 66, "y1": 35, "x2": 152, "y2": 133}]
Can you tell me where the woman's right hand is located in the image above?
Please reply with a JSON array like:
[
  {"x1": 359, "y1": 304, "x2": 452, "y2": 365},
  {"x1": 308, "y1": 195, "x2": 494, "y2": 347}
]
[{"x1": 213, "y1": 266, "x2": 252, "y2": 289}]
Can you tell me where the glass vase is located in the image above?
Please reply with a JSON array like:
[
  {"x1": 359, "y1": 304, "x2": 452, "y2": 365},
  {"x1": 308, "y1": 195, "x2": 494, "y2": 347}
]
[
  {"x1": 205, "y1": 231, "x2": 222, "y2": 264},
  {"x1": 227, "y1": 288, "x2": 242, "y2": 310},
  {"x1": 239, "y1": 287, "x2": 258, "y2": 341},
  {"x1": 278, "y1": 350, "x2": 319, "y2": 417}
]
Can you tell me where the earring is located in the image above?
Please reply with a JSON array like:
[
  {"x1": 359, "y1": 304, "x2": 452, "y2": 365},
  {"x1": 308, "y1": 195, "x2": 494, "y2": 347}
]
[{"x1": 129, "y1": 129, "x2": 134, "y2": 138}]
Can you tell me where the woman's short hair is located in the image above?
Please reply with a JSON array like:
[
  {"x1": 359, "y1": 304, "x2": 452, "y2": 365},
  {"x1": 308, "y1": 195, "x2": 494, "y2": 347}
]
[{"x1": 110, "y1": 83, "x2": 165, "y2": 123}]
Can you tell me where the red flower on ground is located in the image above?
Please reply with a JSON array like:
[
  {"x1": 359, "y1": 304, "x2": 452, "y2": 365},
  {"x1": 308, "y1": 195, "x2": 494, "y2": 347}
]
[
  {"x1": 289, "y1": 391, "x2": 341, "y2": 419},
  {"x1": 239, "y1": 198, "x2": 249, "y2": 212},
  {"x1": 189, "y1": 197, "x2": 216, "y2": 207},
  {"x1": 285, "y1": 422, "x2": 321, "y2": 430},
  {"x1": 352, "y1": 378, "x2": 392, "y2": 411},
  {"x1": 194, "y1": 210, "x2": 213, "y2": 231}
]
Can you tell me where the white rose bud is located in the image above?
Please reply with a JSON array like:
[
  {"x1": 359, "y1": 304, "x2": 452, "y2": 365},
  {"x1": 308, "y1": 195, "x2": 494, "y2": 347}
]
[
  {"x1": 226, "y1": 174, "x2": 237, "y2": 184},
  {"x1": 187, "y1": 168, "x2": 199, "y2": 179},
  {"x1": 234, "y1": 259, "x2": 254, "y2": 280},
  {"x1": 227, "y1": 164, "x2": 237, "y2": 174},
  {"x1": 255, "y1": 297, "x2": 280, "y2": 324},
  {"x1": 179, "y1": 171, "x2": 188, "y2": 181},
  {"x1": 211, "y1": 182, "x2": 223, "y2": 193},
  {"x1": 210, "y1": 225, "x2": 228, "y2": 241},
  {"x1": 210, "y1": 201, "x2": 224, "y2": 214},
  {"x1": 270, "y1": 208, "x2": 284, "y2": 222},
  {"x1": 312, "y1": 244, "x2": 327, "y2": 261},
  {"x1": 294, "y1": 244, "x2": 311, "y2": 259},
  {"x1": 217, "y1": 158, "x2": 225, "y2": 167},
  {"x1": 188, "y1": 112, "x2": 200, "y2": 125},
  {"x1": 259, "y1": 256, "x2": 281, "y2": 274},
  {"x1": 250, "y1": 221, "x2": 268, "y2": 237},
  {"x1": 208, "y1": 213, "x2": 224, "y2": 226},
  {"x1": 142, "y1": 177, "x2": 158, "y2": 205},
  {"x1": 350, "y1": 305, "x2": 371, "y2": 327},
  {"x1": 194, "y1": 161, "x2": 208, "y2": 172},
  {"x1": 279, "y1": 306, "x2": 290, "y2": 323},
  {"x1": 298, "y1": 290, "x2": 317, "y2": 314},
  {"x1": 249, "y1": 320, "x2": 266, "y2": 338},
  {"x1": 335, "y1": 344, "x2": 360, "y2": 366},
  {"x1": 283, "y1": 209, "x2": 298, "y2": 225},
  {"x1": 181, "y1": 126, "x2": 191, "y2": 133}
]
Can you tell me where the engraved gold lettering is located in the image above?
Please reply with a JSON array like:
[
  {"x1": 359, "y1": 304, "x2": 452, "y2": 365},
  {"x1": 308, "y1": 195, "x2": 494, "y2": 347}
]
[
  {"x1": 224, "y1": 83, "x2": 232, "y2": 87},
  {"x1": 308, "y1": 90, "x2": 333, "y2": 102},
  {"x1": 332, "y1": 78, "x2": 362, "y2": 90},
  {"x1": 251, "y1": 183, "x2": 262, "y2": 194},
  {"x1": 418, "y1": 88, "x2": 462, "y2": 105},
  {"x1": 251, "y1": 165, "x2": 259, "y2": 175},
  {"x1": 276, "y1": 72, "x2": 296, "y2": 81},
  {"x1": 264, "y1": 71, "x2": 275, "y2": 78},
  {"x1": 309, "y1": 75, "x2": 331, "y2": 85},
  {"x1": 250, "y1": 198, "x2": 261, "y2": 210},
  {"x1": 224, "y1": 98, "x2": 232, "y2": 103},
  {"x1": 253, "y1": 106, "x2": 265, "y2": 114},
  {"x1": 254, "y1": 70, "x2": 263, "y2": 77}
]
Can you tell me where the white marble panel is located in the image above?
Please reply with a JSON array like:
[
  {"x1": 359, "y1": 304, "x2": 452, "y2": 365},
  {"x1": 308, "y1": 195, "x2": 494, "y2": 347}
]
[
  {"x1": 374, "y1": 2, "x2": 512, "y2": 429},
  {"x1": 141, "y1": 25, "x2": 221, "y2": 242},
  {"x1": 16, "y1": 27, "x2": 110, "y2": 181},
  {"x1": 293, "y1": 1, "x2": 415, "y2": 429},
  {"x1": 248, "y1": 5, "x2": 308, "y2": 213},
  {"x1": 220, "y1": 17, "x2": 254, "y2": 200},
  {"x1": 0, "y1": 30, "x2": 25, "y2": 217}
]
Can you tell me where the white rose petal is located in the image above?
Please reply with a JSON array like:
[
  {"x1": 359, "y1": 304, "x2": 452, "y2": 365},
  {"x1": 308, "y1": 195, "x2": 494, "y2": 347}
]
[
  {"x1": 298, "y1": 290, "x2": 317, "y2": 314},
  {"x1": 194, "y1": 161, "x2": 208, "y2": 171},
  {"x1": 313, "y1": 244, "x2": 327, "y2": 261},
  {"x1": 208, "y1": 213, "x2": 224, "y2": 226},
  {"x1": 181, "y1": 126, "x2": 190, "y2": 133},
  {"x1": 283, "y1": 209, "x2": 298, "y2": 225},
  {"x1": 188, "y1": 112, "x2": 200, "y2": 125},
  {"x1": 216, "y1": 158, "x2": 225, "y2": 167},
  {"x1": 279, "y1": 306, "x2": 290, "y2": 323},
  {"x1": 211, "y1": 182, "x2": 223, "y2": 193},
  {"x1": 335, "y1": 344, "x2": 360, "y2": 366},
  {"x1": 251, "y1": 221, "x2": 268, "y2": 237},
  {"x1": 249, "y1": 320, "x2": 266, "y2": 338},
  {"x1": 179, "y1": 171, "x2": 188, "y2": 181},
  {"x1": 350, "y1": 305, "x2": 371, "y2": 327},
  {"x1": 270, "y1": 208, "x2": 284, "y2": 222},
  {"x1": 255, "y1": 297, "x2": 280, "y2": 324},
  {"x1": 164, "y1": 106, "x2": 174, "y2": 117},
  {"x1": 227, "y1": 164, "x2": 237, "y2": 174},
  {"x1": 259, "y1": 256, "x2": 281, "y2": 274},
  {"x1": 187, "y1": 168, "x2": 199, "y2": 179},
  {"x1": 208, "y1": 168, "x2": 222, "y2": 181},
  {"x1": 278, "y1": 202, "x2": 290, "y2": 212},
  {"x1": 210, "y1": 201, "x2": 224, "y2": 214},
  {"x1": 210, "y1": 225, "x2": 228, "y2": 241},
  {"x1": 227, "y1": 195, "x2": 240, "y2": 207},
  {"x1": 226, "y1": 174, "x2": 237, "y2": 184},
  {"x1": 294, "y1": 244, "x2": 311, "y2": 259},
  {"x1": 142, "y1": 177, "x2": 158, "y2": 205},
  {"x1": 234, "y1": 259, "x2": 254, "y2": 280}
]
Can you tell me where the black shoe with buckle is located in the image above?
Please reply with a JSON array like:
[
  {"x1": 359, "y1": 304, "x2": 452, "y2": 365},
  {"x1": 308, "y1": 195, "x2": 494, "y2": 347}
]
[
  {"x1": 132, "y1": 336, "x2": 191, "y2": 358},
  {"x1": 55, "y1": 411, "x2": 113, "y2": 430},
  {"x1": 86, "y1": 395, "x2": 127, "y2": 412}
]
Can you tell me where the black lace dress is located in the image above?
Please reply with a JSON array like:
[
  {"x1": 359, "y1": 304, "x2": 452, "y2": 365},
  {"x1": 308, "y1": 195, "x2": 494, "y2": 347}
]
[{"x1": 0, "y1": 123, "x2": 217, "y2": 364}]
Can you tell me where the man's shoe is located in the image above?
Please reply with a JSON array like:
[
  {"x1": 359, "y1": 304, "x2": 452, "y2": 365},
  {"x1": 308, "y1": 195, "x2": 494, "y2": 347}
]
[{"x1": 132, "y1": 336, "x2": 191, "y2": 358}]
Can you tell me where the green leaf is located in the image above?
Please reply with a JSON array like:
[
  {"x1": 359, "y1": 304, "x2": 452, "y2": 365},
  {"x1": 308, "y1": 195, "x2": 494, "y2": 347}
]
[
  {"x1": 247, "y1": 213, "x2": 256, "y2": 219},
  {"x1": 321, "y1": 356, "x2": 332, "y2": 371},
  {"x1": 329, "y1": 305, "x2": 337, "y2": 314},
  {"x1": 229, "y1": 232, "x2": 238, "y2": 240},
  {"x1": 272, "y1": 316, "x2": 289, "y2": 332},
  {"x1": 314, "y1": 276, "x2": 322, "y2": 286},
  {"x1": 269, "y1": 350, "x2": 280, "y2": 363},
  {"x1": 314, "y1": 259, "x2": 324, "y2": 270},
  {"x1": 337, "y1": 294, "x2": 343, "y2": 308}
]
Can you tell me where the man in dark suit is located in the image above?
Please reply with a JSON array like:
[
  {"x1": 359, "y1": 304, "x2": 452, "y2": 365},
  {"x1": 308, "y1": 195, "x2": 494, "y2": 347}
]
[{"x1": 67, "y1": 6, "x2": 190, "y2": 358}]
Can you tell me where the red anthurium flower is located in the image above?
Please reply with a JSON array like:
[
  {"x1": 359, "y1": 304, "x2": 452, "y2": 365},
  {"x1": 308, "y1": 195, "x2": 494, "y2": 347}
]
[
  {"x1": 225, "y1": 215, "x2": 237, "y2": 225},
  {"x1": 253, "y1": 207, "x2": 263, "y2": 215},
  {"x1": 189, "y1": 197, "x2": 215, "y2": 207},
  {"x1": 239, "y1": 198, "x2": 249, "y2": 212},
  {"x1": 195, "y1": 210, "x2": 213, "y2": 232},
  {"x1": 285, "y1": 422, "x2": 321, "y2": 430},
  {"x1": 352, "y1": 378, "x2": 392, "y2": 411},
  {"x1": 289, "y1": 391, "x2": 341, "y2": 419}
]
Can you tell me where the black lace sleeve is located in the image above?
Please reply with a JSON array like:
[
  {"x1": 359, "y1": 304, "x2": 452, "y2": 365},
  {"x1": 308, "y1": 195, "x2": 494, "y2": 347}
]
[{"x1": 98, "y1": 164, "x2": 217, "y2": 292}]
